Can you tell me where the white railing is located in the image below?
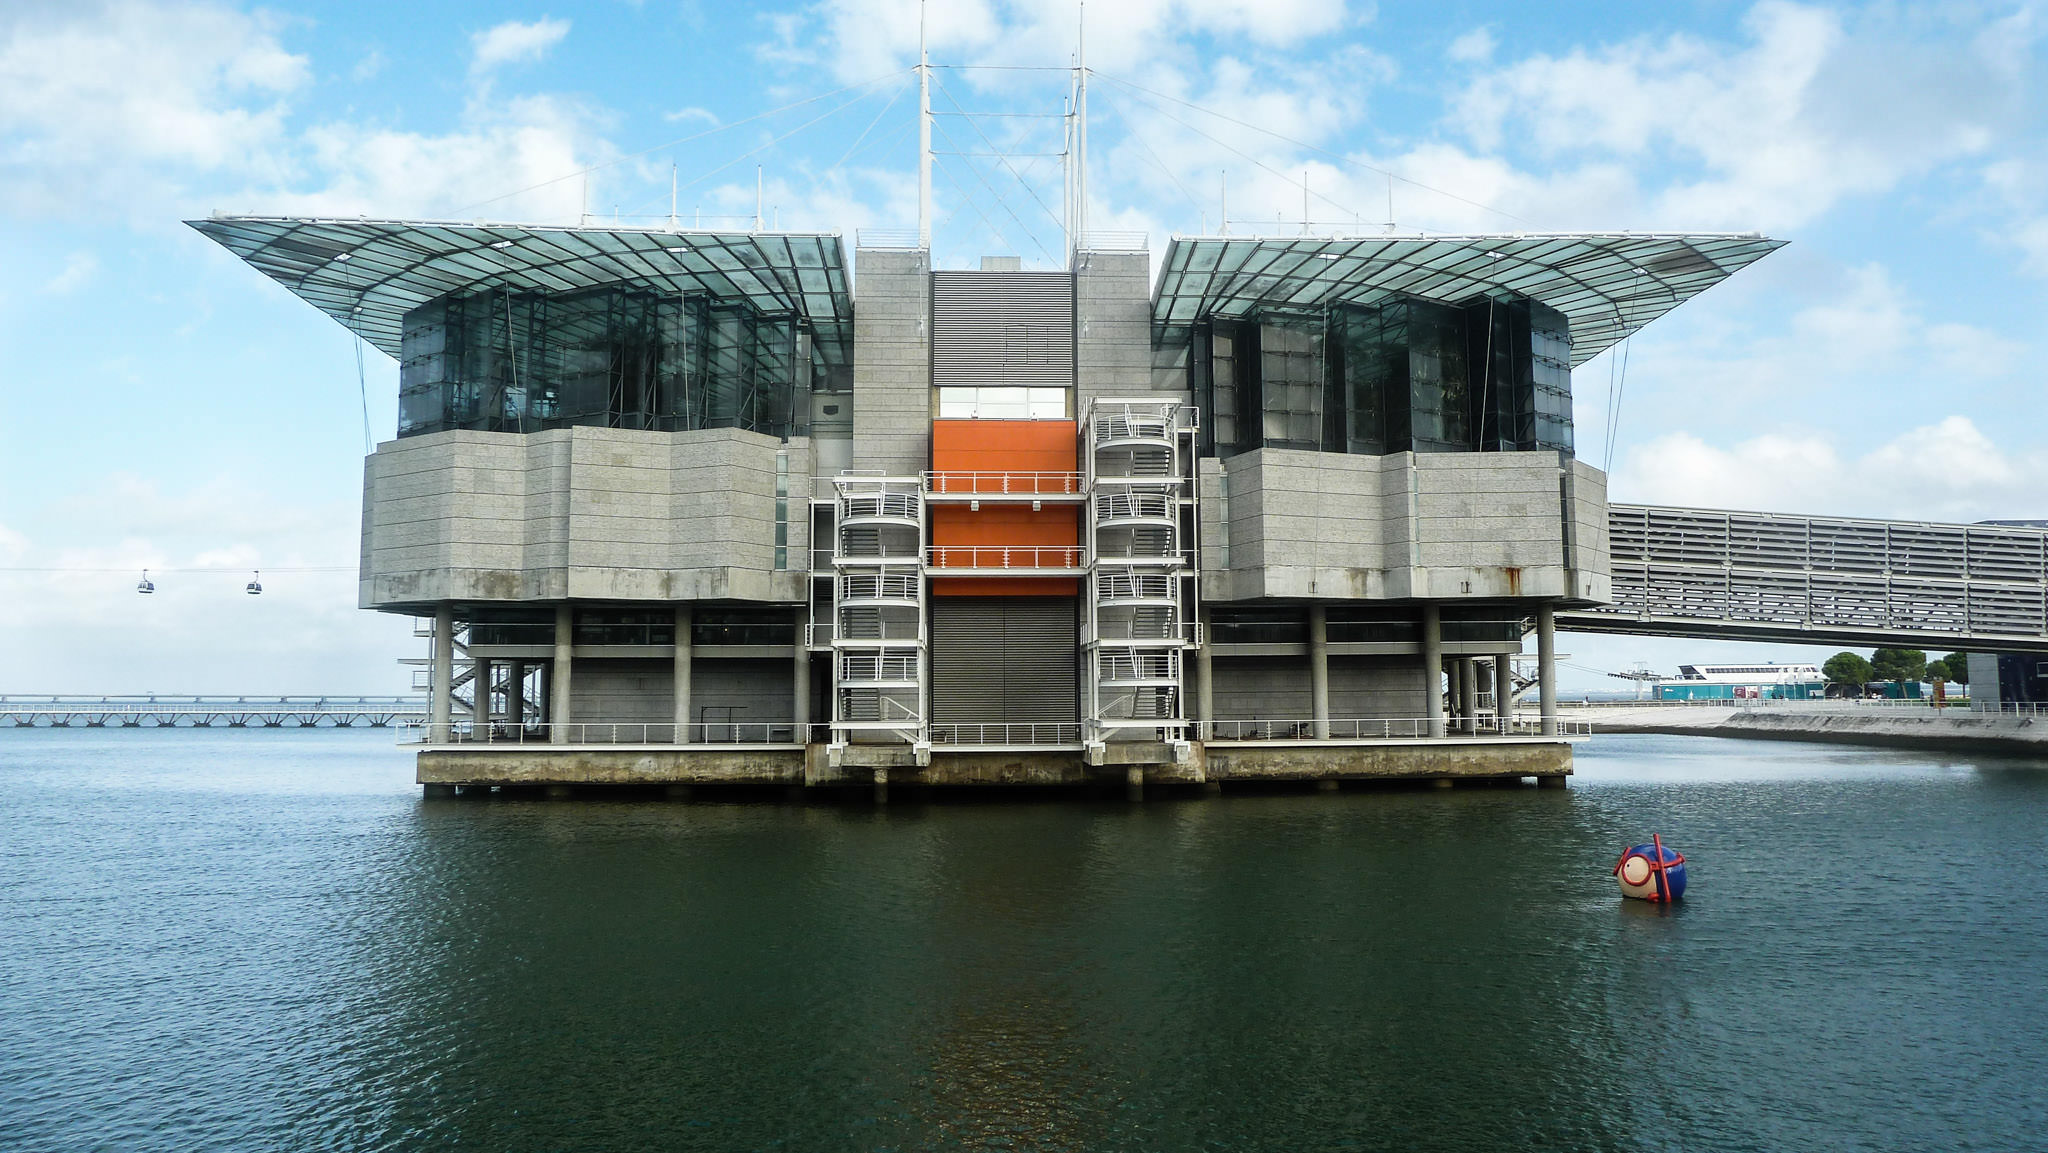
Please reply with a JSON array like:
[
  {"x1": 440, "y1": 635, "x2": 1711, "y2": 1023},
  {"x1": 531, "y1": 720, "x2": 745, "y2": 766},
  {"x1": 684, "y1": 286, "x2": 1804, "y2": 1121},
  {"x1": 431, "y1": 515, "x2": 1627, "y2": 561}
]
[
  {"x1": 1091, "y1": 411, "x2": 1174, "y2": 444},
  {"x1": 1093, "y1": 490, "x2": 1177, "y2": 521},
  {"x1": 926, "y1": 546, "x2": 1084, "y2": 570},
  {"x1": 403, "y1": 721, "x2": 820, "y2": 745},
  {"x1": 1196, "y1": 717, "x2": 1593, "y2": 740},
  {"x1": 928, "y1": 723, "x2": 1085, "y2": 746},
  {"x1": 1095, "y1": 570, "x2": 1177, "y2": 601},
  {"x1": 923, "y1": 471, "x2": 1083, "y2": 497},
  {"x1": 839, "y1": 492, "x2": 921, "y2": 521},
  {"x1": 837, "y1": 651, "x2": 922, "y2": 683},
  {"x1": 1100, "y1": 650, "x2": 1180, "y2": 682},
  {"x1": 838, "y1": 573, "x2": 923, "y2": 602},
  {"x1": 1976, "y1": 701, "x2": 2047, "y2": 716},
  {"x1": 1076, "y1": 231, "x2": 1149, "y2": 252}
]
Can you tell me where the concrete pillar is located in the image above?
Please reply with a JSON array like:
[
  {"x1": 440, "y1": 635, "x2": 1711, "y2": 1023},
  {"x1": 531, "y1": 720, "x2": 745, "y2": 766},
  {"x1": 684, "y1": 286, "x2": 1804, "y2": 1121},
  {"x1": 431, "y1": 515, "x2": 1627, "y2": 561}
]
[
  {"x1": 473, "y1": 657, "x2": 493, "y2": 729},
  {"x1": 1537, "y1": 603, "x2": 1558, "y2": 737},
  {"x1": 1195, "y1": 607, "x2": 1215, "y2": 733},
  {"x1": 551, "y1": 603, "x2": 574, "y2": 745},
  {"x1": 1308, "y1": 603, "x2": 1330, "y2": 739},
  {"x1": 1493, "y1": 653, "x2": 1513, "y2": 732},
  {"x1": 430, "y1": 603, "x2": 453, "y2": 743},
  {"x1": 673, "y1": 604, "x2": 693, "y2": 743},
  {"x1": 507, "y1": 661, "x2": 526, "y2": 729},
  {"x1": 1421, "y1": 604, "x2": 1444, "y2": 739},
  {"x1": 792, "y1": 620, "x2": 811, "y2": 740},
  {"x1": 1460, "y1": 659, "x2": 1479, "y2": 736}
]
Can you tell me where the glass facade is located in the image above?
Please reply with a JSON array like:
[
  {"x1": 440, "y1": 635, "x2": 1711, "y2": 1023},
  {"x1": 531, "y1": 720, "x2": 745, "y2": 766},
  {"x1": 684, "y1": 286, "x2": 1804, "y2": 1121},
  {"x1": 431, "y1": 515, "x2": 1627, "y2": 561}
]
[
  {"x1": 398, "y1": 283, "x2": 842, "y2": 440},
  {"x1": 1185, "y1": 291, "x2": 1574, "y2": 460}
]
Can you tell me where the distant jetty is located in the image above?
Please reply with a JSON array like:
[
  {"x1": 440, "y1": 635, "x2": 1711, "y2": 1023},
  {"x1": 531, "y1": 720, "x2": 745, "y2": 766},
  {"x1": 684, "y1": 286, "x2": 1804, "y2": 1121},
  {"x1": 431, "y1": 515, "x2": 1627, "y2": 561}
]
[
  {"x1": 0, "y1": 696, "x2": 426, "y2": 729},
  {"x1": 1580, "y1": 700, "x2": 2047, "y2": 756}
]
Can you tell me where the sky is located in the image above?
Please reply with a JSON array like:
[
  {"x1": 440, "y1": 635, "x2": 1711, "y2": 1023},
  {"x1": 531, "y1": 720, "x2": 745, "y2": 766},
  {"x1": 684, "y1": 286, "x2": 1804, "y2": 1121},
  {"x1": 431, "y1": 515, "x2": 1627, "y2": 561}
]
[{"x1": 1, "y1": 0, "x2": 2044, "y2": 695}]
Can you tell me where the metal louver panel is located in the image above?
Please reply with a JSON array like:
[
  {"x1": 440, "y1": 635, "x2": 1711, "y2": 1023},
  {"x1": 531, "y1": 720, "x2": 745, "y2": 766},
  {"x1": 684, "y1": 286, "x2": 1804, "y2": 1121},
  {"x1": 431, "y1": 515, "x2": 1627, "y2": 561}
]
[
  {"x1": 931, "y1": 597, "x2": 1079, "y2": 723},
  {"x1": 931, "y1": 271, "x2": 1075, "y2": 388}
]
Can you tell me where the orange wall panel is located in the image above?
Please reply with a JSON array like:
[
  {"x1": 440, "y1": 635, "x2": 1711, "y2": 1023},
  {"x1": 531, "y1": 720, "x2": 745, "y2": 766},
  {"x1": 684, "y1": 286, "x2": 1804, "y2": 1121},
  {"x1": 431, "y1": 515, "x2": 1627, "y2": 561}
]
[
  {"x1": 930, "y1": 419, "x2": 1077, "y2": 473},
  {"x1": 929, "y1": 419, "x2": 1080, "y2": 597}
]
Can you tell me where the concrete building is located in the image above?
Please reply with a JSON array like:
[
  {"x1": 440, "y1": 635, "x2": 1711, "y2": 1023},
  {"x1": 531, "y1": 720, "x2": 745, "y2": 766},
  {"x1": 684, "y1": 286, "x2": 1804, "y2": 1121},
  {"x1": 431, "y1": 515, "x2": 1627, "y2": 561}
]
[{"x1": 192, "y1": 217, "x2": 1782, "y2": 792}]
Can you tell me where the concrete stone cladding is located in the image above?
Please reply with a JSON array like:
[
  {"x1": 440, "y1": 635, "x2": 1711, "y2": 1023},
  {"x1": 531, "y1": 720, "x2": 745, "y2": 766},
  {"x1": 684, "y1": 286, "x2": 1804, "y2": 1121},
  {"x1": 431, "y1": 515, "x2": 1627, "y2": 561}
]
[
  {"x1": 1209, "y1": 656, "x2": 1427, "y2": 720},
  {"x1": 1199, "y1": 447, "x2": 1611, "y2": 604},
  {"x1": 1074, "y1": 250, "x2": 1156, "y2": 407},
  {"x1": 360, "y1": 425, "x2": 809, "y2": 610},
  {"x1": 851, "y1": 247, "x2": 932, "y2": 475},
  {"x1": 569, "y1": 657, "x2": 794, "y2": 727}
]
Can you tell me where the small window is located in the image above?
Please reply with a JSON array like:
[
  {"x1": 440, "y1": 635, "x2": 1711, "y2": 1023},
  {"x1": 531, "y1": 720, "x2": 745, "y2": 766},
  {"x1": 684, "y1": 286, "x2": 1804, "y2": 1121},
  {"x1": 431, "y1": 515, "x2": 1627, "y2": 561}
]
[{"x1": 937, "y1": 386, "x2": 1068, "y2": 419}]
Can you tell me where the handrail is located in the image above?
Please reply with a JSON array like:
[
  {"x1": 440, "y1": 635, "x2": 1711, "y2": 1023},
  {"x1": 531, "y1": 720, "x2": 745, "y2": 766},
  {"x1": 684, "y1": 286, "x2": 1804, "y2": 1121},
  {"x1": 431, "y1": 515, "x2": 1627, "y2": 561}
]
[
  {"x1": 926, "y1": 546, "x2": 1084, "y2": 570},
  {"x1": 929, "y1": 722, "x2": 1084, "y2": 745},
  {"x1": 1194, "y1": 717, "x2": 1593, "y2": 740},
  {"x1": 402, "y1": 721, "x2": 819, "y2": 746},
  {"x1": 923, "y1": 471, "x2": 1083, "y2": 496}
]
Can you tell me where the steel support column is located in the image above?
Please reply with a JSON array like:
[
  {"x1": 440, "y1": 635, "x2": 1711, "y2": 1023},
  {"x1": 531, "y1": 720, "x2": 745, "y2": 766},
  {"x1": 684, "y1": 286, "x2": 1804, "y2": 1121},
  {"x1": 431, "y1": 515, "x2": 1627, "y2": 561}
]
[
  {"x1": 1422, "y1": 604, "x2": 1444, "y2": 739},
  {"x1": 430, "y1": 603, "x2": 453, "y2": 744},
  {"x1": 1538, "y1": 604, "x2": 1558, "y2": 737},
  {"x1": 674, "y1": 604, "x2": 693, "y2": 744},
  {"x1": 1309, "y1": 603, "x2": 1330, "y2": 739},
  {"x1": 551, "y1": 604, "x2": 574, "y2": 745}
]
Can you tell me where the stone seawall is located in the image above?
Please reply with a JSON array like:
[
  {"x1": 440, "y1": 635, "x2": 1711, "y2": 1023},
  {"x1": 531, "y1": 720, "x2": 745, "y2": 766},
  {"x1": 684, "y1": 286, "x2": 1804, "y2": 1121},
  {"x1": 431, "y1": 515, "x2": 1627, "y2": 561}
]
[{"x1": 1590, "y1": 706, "x2": 2048, "y2": 758}]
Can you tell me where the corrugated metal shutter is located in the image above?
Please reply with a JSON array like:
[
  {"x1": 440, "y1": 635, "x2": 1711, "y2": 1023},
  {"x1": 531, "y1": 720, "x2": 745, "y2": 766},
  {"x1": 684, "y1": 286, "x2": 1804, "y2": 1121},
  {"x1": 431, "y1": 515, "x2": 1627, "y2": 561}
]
[
  {"x1": 931, "y1": 271, "x2": 1075, "y2": 389},
  {"x1": 931, "y1": 597, "x2": 1078, "y2": 722}
]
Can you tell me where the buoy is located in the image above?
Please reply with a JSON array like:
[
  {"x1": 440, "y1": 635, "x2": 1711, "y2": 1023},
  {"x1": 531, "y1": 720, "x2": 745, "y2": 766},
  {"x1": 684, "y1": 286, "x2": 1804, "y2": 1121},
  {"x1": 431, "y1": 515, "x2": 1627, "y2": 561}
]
[{"x1": 1613, "y1": 833, "x2": 1686, "y2": 901}]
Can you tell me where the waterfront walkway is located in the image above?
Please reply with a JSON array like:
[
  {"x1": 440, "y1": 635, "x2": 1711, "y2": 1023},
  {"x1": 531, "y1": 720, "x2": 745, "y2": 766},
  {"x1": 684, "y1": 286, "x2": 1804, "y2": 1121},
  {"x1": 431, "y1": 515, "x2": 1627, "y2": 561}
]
[{"x1": 0, "y1": 696, "x2": 427, "y2": 728}]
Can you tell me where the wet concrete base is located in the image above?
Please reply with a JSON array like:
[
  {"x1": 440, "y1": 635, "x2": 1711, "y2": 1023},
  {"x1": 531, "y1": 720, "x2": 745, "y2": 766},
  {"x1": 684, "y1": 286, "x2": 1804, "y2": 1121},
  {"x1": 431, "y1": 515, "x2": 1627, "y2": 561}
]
[{"x1": 417, "y1": 738, "x2": 1573, "y2": 795}]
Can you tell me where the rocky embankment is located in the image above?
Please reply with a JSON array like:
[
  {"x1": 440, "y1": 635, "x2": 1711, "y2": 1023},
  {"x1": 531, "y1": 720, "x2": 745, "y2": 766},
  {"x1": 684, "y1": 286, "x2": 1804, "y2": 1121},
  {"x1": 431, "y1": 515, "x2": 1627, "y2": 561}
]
[{"x1": 1582, "y1": 704, "x2": 2048, "y2": 757}]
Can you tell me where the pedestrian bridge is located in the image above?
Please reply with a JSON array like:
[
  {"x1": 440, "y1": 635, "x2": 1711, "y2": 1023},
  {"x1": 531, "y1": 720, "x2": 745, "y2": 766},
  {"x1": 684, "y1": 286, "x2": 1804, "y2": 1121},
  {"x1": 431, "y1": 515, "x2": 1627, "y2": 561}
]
[{"x1": 1560, "y1": 504, "x2": 2048, "y2": 652}]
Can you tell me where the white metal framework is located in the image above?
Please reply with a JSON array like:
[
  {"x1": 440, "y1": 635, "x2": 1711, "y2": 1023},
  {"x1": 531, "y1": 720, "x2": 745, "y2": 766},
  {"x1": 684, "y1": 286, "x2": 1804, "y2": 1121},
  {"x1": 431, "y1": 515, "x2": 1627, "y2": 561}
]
[
  {"x1": 829, "y1": 476, "x2": 929, "y2": 746},
  {"x1": 1566, "y1": 504, "x2": 2048, "y2": 651},
  {"x1": 1083, "y1": 398, "x2": 1199, "y2": 745}
]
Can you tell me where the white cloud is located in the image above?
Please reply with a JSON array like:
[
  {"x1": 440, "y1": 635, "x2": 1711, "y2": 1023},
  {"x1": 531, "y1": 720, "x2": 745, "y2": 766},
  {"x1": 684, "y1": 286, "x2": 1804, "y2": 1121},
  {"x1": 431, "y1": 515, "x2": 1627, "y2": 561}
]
[
  {"x1": 767, "y1": 0, "x2": 1351, "y2": 81},
  {"x1": 664, "y1": 105, "x2": 720, "y2": 125},
  {"x1": 40, "y1": 251, "x2": 98, "y2": 295},
  {"x1": 1447, "y1": 26, "x2": 1495, "y2": 63},
  {"x1": 351, "y1": 48, "x2": 386, "y2": 82},
  {"x1": 469, "y1": 17, "x2": 571, "y2": 74},
  {"x1": 0, "y1": 0, "x2": 308, "y2": 215},
  {"x1": 1444, "y1": 2, "x2": 2023, "y2": 232},
  {"x1": 281, "y1": 93, "x2": 607, "y2": 223},
  {"x1": 1610, "y1": 416, "x2": 2046, "y2": 522}
]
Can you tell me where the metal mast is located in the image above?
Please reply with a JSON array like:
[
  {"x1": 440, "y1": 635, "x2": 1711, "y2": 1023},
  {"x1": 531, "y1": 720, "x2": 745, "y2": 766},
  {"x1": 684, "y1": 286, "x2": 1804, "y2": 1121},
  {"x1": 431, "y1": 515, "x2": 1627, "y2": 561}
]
[
  {"x1": 1075, "y1": 2, "x2": 1087, "y2": 247},
  {"x1": 918, "y1": 2, "x2": 932, "y2": 249}
]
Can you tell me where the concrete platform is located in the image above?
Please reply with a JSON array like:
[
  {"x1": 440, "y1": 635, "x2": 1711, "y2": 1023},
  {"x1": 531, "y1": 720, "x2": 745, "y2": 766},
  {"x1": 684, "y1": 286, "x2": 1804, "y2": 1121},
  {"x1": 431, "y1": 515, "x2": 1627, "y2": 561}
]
[{"x1": 416, "y1": 738, "x2": 1574, "y2": 790}]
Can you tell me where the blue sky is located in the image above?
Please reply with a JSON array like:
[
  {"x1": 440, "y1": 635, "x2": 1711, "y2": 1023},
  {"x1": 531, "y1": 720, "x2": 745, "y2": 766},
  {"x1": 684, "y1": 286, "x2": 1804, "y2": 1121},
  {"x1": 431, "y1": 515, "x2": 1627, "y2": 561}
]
[{"x1": 2, "y1": 0, "x2": 2043, "y2": 694}]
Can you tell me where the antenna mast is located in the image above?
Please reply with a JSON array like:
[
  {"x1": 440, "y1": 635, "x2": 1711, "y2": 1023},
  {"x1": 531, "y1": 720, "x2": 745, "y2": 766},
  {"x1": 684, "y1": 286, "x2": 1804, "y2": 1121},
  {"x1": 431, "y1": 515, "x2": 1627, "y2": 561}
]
[
  {"x1": 1074, "y1": 2, "x2": 1087, "y2": 247},
  {"x1": 918, "y1": 1, "x2": 932, "y2": 249}
]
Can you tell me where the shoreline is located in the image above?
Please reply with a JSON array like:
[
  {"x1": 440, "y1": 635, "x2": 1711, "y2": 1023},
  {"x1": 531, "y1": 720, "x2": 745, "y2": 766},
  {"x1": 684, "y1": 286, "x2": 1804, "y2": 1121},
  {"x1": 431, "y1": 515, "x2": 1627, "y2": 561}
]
[{"x1": 1582, "y1": 704, "x2": 2048, "y2": 758}]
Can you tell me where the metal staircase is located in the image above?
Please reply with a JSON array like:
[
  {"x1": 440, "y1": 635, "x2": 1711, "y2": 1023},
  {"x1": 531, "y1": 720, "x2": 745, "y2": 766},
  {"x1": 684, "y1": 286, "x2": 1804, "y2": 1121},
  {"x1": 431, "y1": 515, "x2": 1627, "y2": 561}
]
[
  {"x1": 1082, "y1": 399, "x2": 1198, "y2": 751},
  {"x1": 828, "y1": 475, "x2": 928, "y2": 751}
]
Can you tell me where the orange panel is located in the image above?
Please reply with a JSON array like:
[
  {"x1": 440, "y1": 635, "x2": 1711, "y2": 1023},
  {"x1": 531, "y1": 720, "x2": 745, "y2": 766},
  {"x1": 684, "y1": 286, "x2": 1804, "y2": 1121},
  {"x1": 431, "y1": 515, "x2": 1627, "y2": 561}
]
[
  {"x1": 930, "y1": 419, "x2": 1077, "y2": 474},
  {"x1": 929, "y1": 420, "x2": 1081, "y2": 597}
]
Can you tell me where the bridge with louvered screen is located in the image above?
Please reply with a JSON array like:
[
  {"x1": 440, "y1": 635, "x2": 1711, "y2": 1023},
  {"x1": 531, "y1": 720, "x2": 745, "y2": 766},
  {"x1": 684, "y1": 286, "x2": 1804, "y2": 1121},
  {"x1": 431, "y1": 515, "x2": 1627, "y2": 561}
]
[{"x1": 1561, "y1": 505, "x2": 2048, "y2": 652}]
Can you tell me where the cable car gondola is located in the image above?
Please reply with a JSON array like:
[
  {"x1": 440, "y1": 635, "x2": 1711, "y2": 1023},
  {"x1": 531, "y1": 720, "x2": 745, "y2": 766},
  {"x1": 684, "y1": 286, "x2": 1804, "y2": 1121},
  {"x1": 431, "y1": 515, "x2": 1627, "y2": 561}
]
[
  {"x1": 136, "y1": 570, "x2": 155, "y2": 594},
  {"x1": 246, "y1": 570, "x2": 262, "y2": 595}
]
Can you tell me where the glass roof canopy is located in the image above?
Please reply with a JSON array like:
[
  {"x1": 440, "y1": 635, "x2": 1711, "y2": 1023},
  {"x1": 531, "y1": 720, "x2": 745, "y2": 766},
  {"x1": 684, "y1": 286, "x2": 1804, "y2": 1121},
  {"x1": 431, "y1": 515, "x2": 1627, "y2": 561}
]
[
  {"x1": 1152, "y1": 233, "x2": 1785, "y2": 368},
  {"x1": 187, "y1": 216, "x2": 853, "y2": 361}
]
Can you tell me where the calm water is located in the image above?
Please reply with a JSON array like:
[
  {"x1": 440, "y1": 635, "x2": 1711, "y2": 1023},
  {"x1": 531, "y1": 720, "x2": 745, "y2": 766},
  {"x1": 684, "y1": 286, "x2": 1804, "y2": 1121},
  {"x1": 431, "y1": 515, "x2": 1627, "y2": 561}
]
[{"x1": 2, "y1": 730, "x2": 2044, "y2": 1151}]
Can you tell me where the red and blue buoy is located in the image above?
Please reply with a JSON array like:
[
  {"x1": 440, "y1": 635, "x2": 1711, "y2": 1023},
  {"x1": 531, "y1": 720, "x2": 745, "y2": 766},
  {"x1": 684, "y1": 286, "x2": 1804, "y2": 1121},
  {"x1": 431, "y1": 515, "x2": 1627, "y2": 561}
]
[{"x1": 1613, "y1": 834, "x2": 1686, "y2": 901}]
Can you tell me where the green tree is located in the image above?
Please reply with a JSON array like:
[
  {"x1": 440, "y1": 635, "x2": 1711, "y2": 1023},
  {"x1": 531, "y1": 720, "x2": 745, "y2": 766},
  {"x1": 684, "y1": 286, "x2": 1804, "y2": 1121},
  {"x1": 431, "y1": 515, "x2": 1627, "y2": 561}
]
[
  {"x1": 1926, "y1": 658, "x2": 1952, "y2": 682},
  {"x1": 1822, "y1": 651, "x2": 1873, "y2": 689},
  {"x1": 1870, "y1": 648, "x2": 1928, "y2": 685},
  {"x1": 1942, "y1": 652, "x2": 1970, "y2": 685}
]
